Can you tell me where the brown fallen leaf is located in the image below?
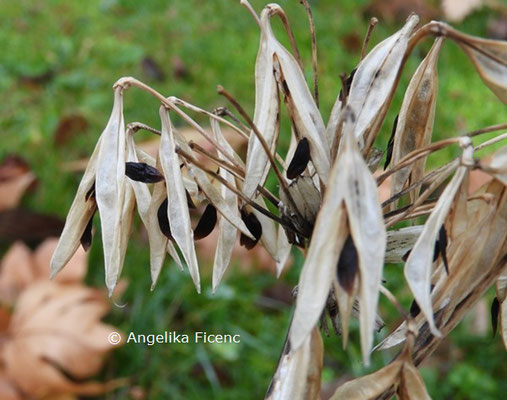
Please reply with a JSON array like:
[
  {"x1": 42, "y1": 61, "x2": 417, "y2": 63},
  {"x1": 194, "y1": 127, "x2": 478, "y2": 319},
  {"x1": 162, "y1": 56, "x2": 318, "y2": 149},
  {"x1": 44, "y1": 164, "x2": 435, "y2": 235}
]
[
  {"x1": 0, "y1": 239, "x2": 86, "y2": 305},
  {"x1": 2, "y1": 281, "x2": 122, "y2": 398},
  {"x1": 0, "y1": 156, "x2": 36, "y2": 212},
  {"x1": 54, "y1": 115, "x2": 89, "y2": 147}
]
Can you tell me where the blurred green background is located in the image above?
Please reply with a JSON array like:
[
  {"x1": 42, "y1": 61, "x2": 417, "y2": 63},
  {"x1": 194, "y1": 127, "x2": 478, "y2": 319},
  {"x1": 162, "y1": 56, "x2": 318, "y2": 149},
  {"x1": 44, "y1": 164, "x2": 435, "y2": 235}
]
[{"x1": 0, "y1": 0, "x2": 505, "y2": 399}]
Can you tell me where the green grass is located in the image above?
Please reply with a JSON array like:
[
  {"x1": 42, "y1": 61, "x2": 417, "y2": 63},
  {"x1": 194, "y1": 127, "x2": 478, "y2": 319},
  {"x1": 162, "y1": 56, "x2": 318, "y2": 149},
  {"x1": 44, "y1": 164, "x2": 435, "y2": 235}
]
[{"x1": 1, "y1": 0, "x2": 505, "y2": 399}]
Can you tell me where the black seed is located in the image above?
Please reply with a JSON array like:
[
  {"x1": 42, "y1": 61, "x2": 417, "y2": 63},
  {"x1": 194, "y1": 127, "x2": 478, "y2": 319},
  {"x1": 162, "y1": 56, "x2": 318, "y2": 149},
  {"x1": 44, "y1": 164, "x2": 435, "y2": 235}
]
[
  {"x1": 286, "y1": 137, "x2": 311, "y2": 179},
  {"x1": 336, "y1": 235, "x2": 358, "y2": 295},
  {"x1": 80, "y1": 209, "x2": 96, "y2": 251},
  {"x1": 384, "y1": 114, "x2": 398, "y2": 170},
  {"x1": 409, "y1": 299, "x2": 420, "y2": 318},
  {"x1": 491, "y1": 297, "x2": 500, "y2": 337},
  {"x1": 339, "y1": 68, "x2": 356, "y2": 101},
  {"x1": 410, "y1": 284, "x2": 435, "y2": 318},
  {"x1": 239, "y1": 208, "x2": 262, "y2": 249},
  {"x1": 125, "y1": 162, "x2": 164, "y2": 183},
  {"x1": 438, "y1": 225, "x2": 449, "y2": 275},
  {"x1": 85, "y1": 181, "x2": 96, "y2": 202},
  {"x1": 402, "y1": 248, "x2": 411, "y2": 262},
  {"x1": 193, "y1": 204, "x2": 217, "y2": 240},
  {"x1": 157, "y1": 198, "x2": 173, "y2": 240}
]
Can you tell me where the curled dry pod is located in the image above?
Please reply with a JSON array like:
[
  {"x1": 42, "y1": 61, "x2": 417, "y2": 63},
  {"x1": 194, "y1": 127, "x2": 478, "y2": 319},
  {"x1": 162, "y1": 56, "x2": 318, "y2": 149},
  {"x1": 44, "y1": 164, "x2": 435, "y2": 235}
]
[
  {"x1": 125, "y1": 162, "x2": 164, "y2": 183},
  {"x1": 390, "y1": 37, "x2": 444, "y2": 203},
  {"x1": 345, "y1": 14, "x2": 419, "y2": 154},
  {"x1": 405, "y1": 137, "x2": 474, "y2": 337},
  {"x1": 210, "y1": 119, "x2": 240, "y2": 293},
  {"x1": 265, "y1": 326, "x2": 322, "y2": 400},
  {"x1": 261, "y1": 4, "x2": 330, "y2": 183},
  {"x1": 241, "y1": 3, "x2": 280, "y2": 200},
  {"x1": 94, "y1": 86, "x2": 126, "y2": 296},
  {"x1": 50, "y1": 141, "x2": 101, "y2": 279},
  {"x1": 448, "y1": 25, "x2": 507, "y2": 103},
  {"x1": 159, "y1": 107, "x2": 200, "y2": 293}
]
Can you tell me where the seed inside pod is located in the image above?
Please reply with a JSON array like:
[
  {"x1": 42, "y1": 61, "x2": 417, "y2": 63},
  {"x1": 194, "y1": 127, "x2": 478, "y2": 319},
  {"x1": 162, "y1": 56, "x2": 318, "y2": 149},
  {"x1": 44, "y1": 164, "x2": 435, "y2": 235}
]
[
  {"x1": 80, "y1": 209, "x2": 96, "y2": 251},
  {"x1": 193, "y1": 204, "x2": 217, "y2": 240},
  {"x1": 384, "y1": 114, "x2": 398, "y2": 170},
  {"x1": 336, "y1": 235, "x2": 358, "y2": 295},
  {"x1": 125, "y1": 162, "x2": 164, "y2": 183},
  {"x1": 239, "y1": 208, "x2": 262, "y2": 249},
  {"x1": 157, "y1": 198, "x2": 173, "y2": 240},
  {"x1": 286, "y1": 137, "x2": 311, "y2": 179}
]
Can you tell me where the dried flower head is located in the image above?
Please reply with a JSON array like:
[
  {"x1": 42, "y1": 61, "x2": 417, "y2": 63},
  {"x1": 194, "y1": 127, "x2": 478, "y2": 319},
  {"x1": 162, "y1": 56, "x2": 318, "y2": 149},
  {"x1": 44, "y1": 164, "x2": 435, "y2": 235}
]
[{"x1": 51, "y1": 1, "x2": 506, "y2": 398}]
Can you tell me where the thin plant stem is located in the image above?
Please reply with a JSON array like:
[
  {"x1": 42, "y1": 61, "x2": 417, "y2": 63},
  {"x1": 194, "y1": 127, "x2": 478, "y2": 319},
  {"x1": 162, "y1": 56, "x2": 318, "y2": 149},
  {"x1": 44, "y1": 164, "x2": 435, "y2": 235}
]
[
  {"x1": 361, "y1": 18, "x2": 378, "y2": 61},
  {"x1": 300, "y1": 0, "x2": 319, "y2": 107}
]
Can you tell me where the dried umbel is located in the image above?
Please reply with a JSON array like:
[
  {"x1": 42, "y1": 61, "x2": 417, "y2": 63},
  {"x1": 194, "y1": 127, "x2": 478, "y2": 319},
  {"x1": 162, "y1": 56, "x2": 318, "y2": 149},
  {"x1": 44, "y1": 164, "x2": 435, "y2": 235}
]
[{"x1": 51, "y1": 1, "x2": 506, "y2": 398}]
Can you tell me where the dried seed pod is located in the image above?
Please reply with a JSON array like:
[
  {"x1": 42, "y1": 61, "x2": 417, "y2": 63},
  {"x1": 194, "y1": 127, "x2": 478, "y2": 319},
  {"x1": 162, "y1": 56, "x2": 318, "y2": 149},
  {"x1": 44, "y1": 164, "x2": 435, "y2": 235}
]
[
  {"x1": 390, "y1": 38, "x2": 444, "y2": 203},
  {"x1": 449, "y1": 26, "x2": 507, "y2": 103},
  {"x1": 286, "y1": 138, "x2": 311, "y2": 179},
  {"x1": 94, "y1": 86, "x2": 126, "y2": 296},
  {"x1": 50, "y1": 138, "x2": 101, "y2": 279},
  {"x1": 159, "y1": 107, "x2": 200, "y2": 293},
  {"x1": 125, "y1": 162, "x2": 164, "y2": 183},
  {"x1": 405, "y1": 138, "x2": 474, "y2": 336},
  {"x1": 241, "y1": 5, "x2": 281, "y2": 199},
  {"x1": 210, "y1": 119, "x2": 240, "y2": 292},
  {"x1": 266, "y1": 327, "x2": 322, "y2": 400},
  {"x1": 346, "y1": 14, "x2": 419, "y2": 154},
  {"x1": 260, "y1": 4, "x2": 330, "y2": 183},
  {"x1": 193, "y1": 204, "x2": 217, "y2": 240}
]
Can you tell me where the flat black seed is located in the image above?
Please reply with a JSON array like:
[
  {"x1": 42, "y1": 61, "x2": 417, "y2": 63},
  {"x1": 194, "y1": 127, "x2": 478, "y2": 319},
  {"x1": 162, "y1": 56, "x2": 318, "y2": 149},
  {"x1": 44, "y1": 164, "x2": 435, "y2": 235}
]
[
  {"x1": 286, "y1": 137, "x2": 310, "y2": 179},
  {"x1": 125, "y1": 162, "x2": 164, "y2": 183},
  {"x1": 336, "y1": 235, "x2": 358, "y2": 295},
  {"x1": 410, "y1": 284, "x2": 435, "y2": 318},
  {"x1": 438, "y1": 225, "x2": 449, "y2": 275},
  {"x1": 193, "y1": 204, "x2": 217, "y2": 240},
  {"x1": 239, "y1": 208, "x2": 262, "y2": 249},
  {"x1": 339, "y1": 68, "x2": 356, "y2": 101},
  {"x1": 384, "y1": 114, "x2": 398, "y2": 170},
  {"x1": 80, "y1": 209, "x2": 96, "y2": 251},
  {"x1": 491, "y1": 297, "x2": 500, "y2": 337},
  {"x1": 157, "y1": 198, "x2": 173, "y2": 240},
  {"x1": 85, "y1": 181, "x2": 96, "y2": 202}
]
